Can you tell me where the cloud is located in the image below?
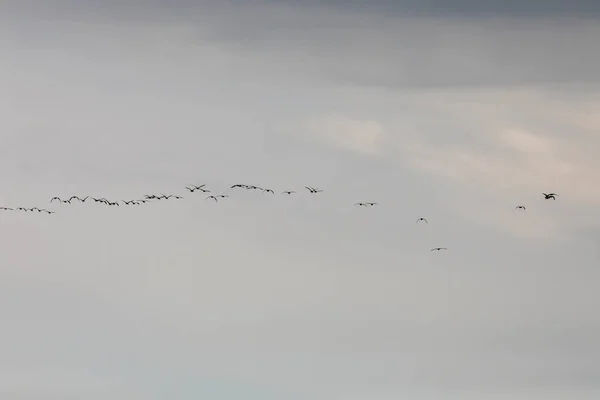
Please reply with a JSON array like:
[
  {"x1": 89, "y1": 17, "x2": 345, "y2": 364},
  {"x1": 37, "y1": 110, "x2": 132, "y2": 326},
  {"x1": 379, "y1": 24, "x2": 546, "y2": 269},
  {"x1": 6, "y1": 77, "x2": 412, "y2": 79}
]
[{"x1": 304, "y1": 113, "x2": 387, "y2": 155}]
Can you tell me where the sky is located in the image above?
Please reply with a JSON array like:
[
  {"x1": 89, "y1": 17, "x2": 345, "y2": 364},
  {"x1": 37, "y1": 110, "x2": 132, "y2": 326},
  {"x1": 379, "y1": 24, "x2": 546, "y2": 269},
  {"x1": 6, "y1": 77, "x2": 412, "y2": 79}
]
[{"x1": 0, "y1": 1, "x2": 599, "y2": 399}]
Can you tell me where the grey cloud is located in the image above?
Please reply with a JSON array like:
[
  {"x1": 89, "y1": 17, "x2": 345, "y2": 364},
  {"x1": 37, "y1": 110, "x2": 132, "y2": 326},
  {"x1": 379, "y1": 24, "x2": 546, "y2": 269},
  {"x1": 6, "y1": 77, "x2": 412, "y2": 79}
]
[
  {"x1": 3, "y1": 0, "x2": 600, "y2": 18},
  {"x1": 5, "y1": 1, "x2": 600, "y2": 89}
]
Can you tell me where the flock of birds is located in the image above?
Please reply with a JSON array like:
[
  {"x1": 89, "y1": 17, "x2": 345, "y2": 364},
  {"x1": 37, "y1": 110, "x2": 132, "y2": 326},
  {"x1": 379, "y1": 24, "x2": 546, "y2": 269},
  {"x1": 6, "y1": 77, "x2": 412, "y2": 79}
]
[{"x1": 1, "y1": 184, "x2": 559, "y2": 251}]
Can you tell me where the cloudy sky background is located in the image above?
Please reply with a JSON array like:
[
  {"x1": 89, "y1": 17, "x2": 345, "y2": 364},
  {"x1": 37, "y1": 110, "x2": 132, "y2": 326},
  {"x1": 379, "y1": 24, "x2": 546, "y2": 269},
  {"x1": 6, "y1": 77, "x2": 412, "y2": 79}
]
[{"x1": 0, "y1": 1, "x2": 599, "y2": 399}]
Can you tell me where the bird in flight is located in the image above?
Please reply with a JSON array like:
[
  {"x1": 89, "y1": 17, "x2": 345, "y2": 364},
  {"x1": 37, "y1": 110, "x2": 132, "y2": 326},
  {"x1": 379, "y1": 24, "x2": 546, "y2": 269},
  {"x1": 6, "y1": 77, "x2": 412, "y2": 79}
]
[
  {"x1": 542, "y1": 193, "x2": 558, "y2": 200},
  {"x1": 416, "y1": 217, "x2": 428, "y2": 224},
  {"x1": 430, "y1": 247, "x2": 447, "y2": 251},
  {"x1": 50, "y1": 197, "x2": 71, "y2": 204},
  {"x1": 69, "y1": 195, "x2": 88, "y2": 202},
  {"x1": 515, "y1": 205, "x2": 526, "y2": 210},
  {"x1": 282, "y1": 191, "x2": 296, "y2": 195},
  {"x1": 186, "y1": 184, "x2": 206, "y2": 192},
  {"x1": 206, "y1": 195, "x2": 228, "y2": 202},
  {"x1": 0, "y1": 207, "x2": 13, "y2": 211},
  {"x1": 262, "y1": 189, "x2": 275, "y2": 194},
  {"x1": 231, "y1": 184, "x2": 248, "y2": 189},
  {"x1": 355, "y1": 202, "x2": 377, "y2": 207},
  {"x1": 305, "y1": 186, "x2": 323, "y2": 193}
]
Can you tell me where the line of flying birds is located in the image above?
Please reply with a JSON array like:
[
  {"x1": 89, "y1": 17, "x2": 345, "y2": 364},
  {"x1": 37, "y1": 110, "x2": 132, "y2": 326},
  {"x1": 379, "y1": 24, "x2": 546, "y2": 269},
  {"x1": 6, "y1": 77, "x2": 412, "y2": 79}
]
[{"x1": 0, "y1": 185, "x2": 559, "y2": 252}]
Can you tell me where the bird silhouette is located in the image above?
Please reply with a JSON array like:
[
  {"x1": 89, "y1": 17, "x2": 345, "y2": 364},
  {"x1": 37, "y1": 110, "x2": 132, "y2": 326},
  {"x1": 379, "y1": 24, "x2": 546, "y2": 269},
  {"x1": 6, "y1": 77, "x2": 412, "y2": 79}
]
[
  {"x1": 186, "y1": 185, "x2": 206, "y2": 192},
  {"x1": 50, "y1": 197, "x2": 71, "y2": 204},
  {"x1": 69, "y1": 195, "x2": 88, "y2": 202},
  {"x1": 416, "y1": 217, "x2": 428, "y2": 223},
  {"x1": 543, "y1": 193, "x2": 558, "y2": 200},
  {"x1": 355, "y1": 202, "x2": 377, "y2": 207},
  {"x1": 305, "y1": 186, "x2": 323, "y2": 193},
  {"x1": 430, "y1": 247, "x2": 447, "y2": 251},
  {"x1": 0, "y1": 207, "x2": 13, "y2": 211},
  {"x1": 515, "y1": 205, "x2": 526, "y2": 210},
  {"x1": 282, "y1": 191, "x2": 295, "y2": 195},
  {"x1": 262, "y1": 189, "x2": 275, "y2": 194}
]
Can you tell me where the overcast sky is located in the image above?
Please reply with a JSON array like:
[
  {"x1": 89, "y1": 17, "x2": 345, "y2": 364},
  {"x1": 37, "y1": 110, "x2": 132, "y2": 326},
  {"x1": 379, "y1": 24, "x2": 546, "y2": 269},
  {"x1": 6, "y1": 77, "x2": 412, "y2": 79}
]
[{"x1": 0, "y1": 1, "x2": 599, "y2": 399}]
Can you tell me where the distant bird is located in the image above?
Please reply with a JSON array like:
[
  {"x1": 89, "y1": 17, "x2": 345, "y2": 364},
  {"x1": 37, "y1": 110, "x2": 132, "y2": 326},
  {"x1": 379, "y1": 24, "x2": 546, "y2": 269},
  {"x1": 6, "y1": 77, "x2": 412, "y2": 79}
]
[
  {"x1": 282, "y1": 191, "x2": 296, "y2": 195},
  {"x1": 50, "y1": 196, "x2": 71, "y2": 204},
  {"x1": 416, "y1": 217, "x2": 428, "y2": 224},
  {"x1": 69, "y1": 195, "x2": 88, "y2": 202},
  {"x1": 0, "y1": 207, "x2": 13, "y2": 211},
  {"x1": 543, "y1": 193, "x2": 558, "y2": 200},
  {"x1": 91, "y1": 197, "x2": 109, "y2": 203},
  {"x1": 515, "y1": 205, "x2": 526, "y2": 210},
  {"x1": 231, "y1": 184, "x2": 247, "y2": 189},
  {"x1": 262, "y1": 189, "x2": 274, "y2": 194},
  {"x1": 430, "y1": 247, "x2": 447, "y2": 251},
  {"x1": 107, "y1": 201, "x2": 119, "y2": 206},
  {"x1": 305, "y1": 186, "x2": 323, "y2": 193},
  {"x1": 355, "y1": 202, "x2": 377, "y2": 207},
  {"x1": 42, "y1": 210, "x2": 55, "y2": 214},
  {"x1": 207, "y1": 194, "x2": 228, "y2": 202},
  {"x1": 144, "y1": 195, "x2": 157, "y2": 200},
  {"x1": 197, "y1": 188, "x2": 211, "y2": 193},
  {"x1": 187, "y1": 184, "x2": 206, "y2": 192},
  {"x1": 247, "y1": 185, "x2": 262, "y2": 190},
  {"x1": 16, "y1": 207, "x2": 28, "y2": 212},
  {"x1": 122, "y1": 200, "x2": 137, "y2": 205}
]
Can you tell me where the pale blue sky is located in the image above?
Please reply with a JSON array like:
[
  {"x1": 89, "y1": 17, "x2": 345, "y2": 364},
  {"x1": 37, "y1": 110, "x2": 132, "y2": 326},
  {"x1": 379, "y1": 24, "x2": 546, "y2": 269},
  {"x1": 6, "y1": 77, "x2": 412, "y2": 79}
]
[{"x1": 0, "y1": 1, "x2": 599, "y2": 399}]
